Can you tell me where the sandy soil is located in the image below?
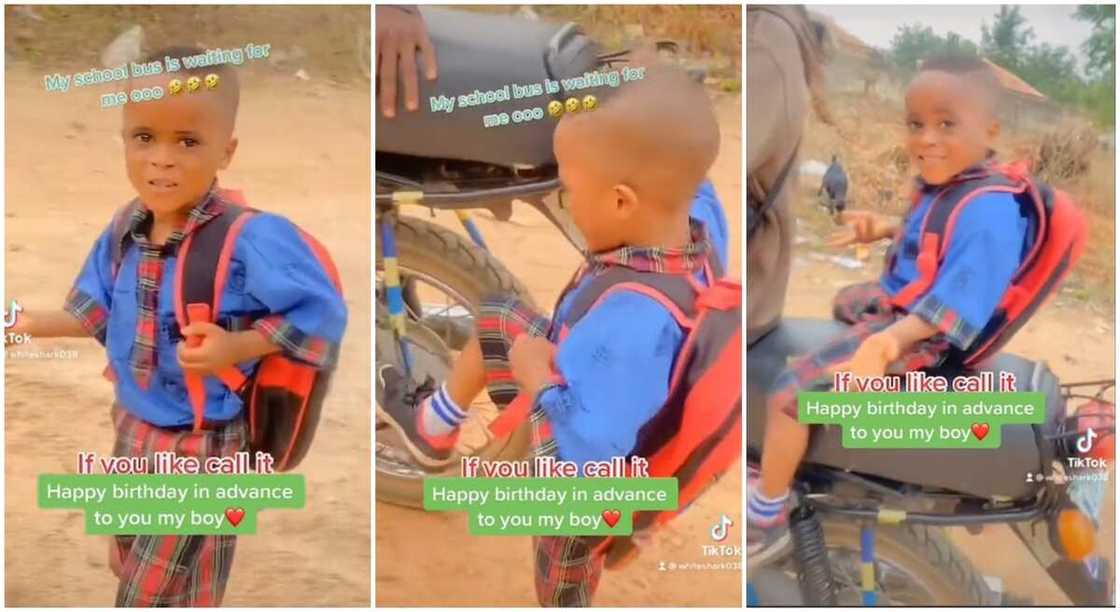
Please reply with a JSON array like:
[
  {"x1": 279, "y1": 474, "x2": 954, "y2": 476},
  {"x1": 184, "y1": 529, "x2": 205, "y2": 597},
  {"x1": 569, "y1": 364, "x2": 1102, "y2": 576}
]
[
  {"x1": 4, "y1": 67, "x2": 371, "y2": 606},
  {"x1": 784, "y1": 174, "x2": 1115, "y2": 604},
  {"x1": 375, "y1": 93, "x2": 743, "y2": 606}
]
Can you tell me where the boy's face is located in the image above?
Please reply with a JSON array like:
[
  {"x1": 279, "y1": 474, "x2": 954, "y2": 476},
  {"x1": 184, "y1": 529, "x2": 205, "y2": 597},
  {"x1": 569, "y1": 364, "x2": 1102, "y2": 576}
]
[
  {"x1": 122, "y1": 74, "x2": 237, "y2": 215},
  {"x1": 553, "y1": 120, "x2": 632, "y2": 253},
  {"x1": 904, "y1": 70, "x2": 999, "y2": 185}
]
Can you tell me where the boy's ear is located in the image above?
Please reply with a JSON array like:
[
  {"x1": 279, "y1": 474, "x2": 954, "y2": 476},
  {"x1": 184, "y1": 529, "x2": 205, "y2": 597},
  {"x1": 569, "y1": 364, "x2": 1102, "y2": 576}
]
[
  {"x1": 986, "y1": 117, "x2": 1001, "y2": 142},
  {"x1": 219, "y1": 136, "x2": 239, "y2": 170},
  {"x1": 613, "y1": 183, "x2": 640, "y2": 218}
]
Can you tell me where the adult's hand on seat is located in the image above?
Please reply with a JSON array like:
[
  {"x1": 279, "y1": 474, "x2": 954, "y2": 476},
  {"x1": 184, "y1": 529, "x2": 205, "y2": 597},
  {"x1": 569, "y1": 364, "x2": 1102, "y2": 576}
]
[{"x1": 377, "y1": 5, "x2": 438, "y2": 118}]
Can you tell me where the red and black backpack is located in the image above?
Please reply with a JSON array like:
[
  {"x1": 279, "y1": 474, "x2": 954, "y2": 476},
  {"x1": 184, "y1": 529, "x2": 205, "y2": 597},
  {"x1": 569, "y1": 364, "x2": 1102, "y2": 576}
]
[
  {"x1": 108, "y1": 188, "x2": 343, "y2": 471},
  {"x1": 489, "y1": 251, "x2": 742, "y2": 563},
  {"x1": 890, "y1": 160, "x2": 1086, "y2": 366}
]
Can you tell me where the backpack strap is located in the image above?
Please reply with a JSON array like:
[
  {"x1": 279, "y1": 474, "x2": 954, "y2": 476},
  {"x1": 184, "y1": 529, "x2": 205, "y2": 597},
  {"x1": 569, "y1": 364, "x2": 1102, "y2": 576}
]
[
  {"x1": 890, "y1": 169, "x2": 1028, "y2": 309},
  {"x1": 175, "y1": 202, "x2": 256, "y2": 430},
  {"x1": 109, "y1": 200, "x2": 141, "y2": 278}
]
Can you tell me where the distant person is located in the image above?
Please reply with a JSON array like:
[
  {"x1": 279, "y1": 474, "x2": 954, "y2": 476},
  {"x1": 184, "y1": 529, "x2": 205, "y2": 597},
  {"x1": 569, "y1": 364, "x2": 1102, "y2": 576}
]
[
  {"x1": 748, "y1": 54, "x2": 1046, "y2": 569},
  {"x1": 377, "y1": 5, "x2": 438, "y2": 118},
  {"x1": 819, "y1": 153, "x2": 848, "y2": 214},
  {"x1": 377, "y1": 64, "x2": 738, "y2": 606},
  {"x1": 9, "y1": 47, "x2": 347, "y2": 605}
]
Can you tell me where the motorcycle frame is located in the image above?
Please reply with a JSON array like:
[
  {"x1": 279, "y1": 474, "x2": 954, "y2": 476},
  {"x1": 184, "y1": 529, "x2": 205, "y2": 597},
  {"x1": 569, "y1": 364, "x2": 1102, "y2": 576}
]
[{"x1": 746, "y1": 460, "x2": 1113, "y2": 605}]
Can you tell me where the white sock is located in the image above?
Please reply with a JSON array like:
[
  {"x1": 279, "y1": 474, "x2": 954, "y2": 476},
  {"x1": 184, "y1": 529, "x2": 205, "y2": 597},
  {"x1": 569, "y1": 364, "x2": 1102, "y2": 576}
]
[
  {"x1": 420, "y1": 383, "x2": 466, "y2": 437},
  {"x1": 747, "y1": 488, "x2": 790, "y2": 525}
]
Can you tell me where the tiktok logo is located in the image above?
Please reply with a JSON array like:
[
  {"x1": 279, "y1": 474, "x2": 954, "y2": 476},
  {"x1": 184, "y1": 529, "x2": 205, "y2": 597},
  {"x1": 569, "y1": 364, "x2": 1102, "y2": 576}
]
[
  {"x1": 4, "y1": 299, "x2": 22, "y2": 328},
  {"x1": 1077, "y1": 428, "x2": 1098, "y2": 454},
  {"x1": 710, "y1": 514, "x2": 733, "y2": 542}
]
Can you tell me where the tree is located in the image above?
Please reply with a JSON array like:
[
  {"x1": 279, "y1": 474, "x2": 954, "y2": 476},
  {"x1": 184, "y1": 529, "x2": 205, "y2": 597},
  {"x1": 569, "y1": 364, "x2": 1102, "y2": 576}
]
[
  {"x1": 981, "y1": 5, "x2": 1035, "y2": 74},
  {"x1": 1019, "y1": 43, "x2": 1082, "y2": 105},
  {"x1": 1074, "y1": 5, "x2": 1115, "y2": 81},
  {"x1": 889, "y1": 23, "x2": 979, "y2": 77}
]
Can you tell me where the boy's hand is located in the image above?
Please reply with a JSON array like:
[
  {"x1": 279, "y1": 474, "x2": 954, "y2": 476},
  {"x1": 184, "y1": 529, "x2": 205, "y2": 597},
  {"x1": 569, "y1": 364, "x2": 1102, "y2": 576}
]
[
  {"x1": 834, "y1": 332, "x2": 902, "y2": 379},
  {"x1": 509, "y1": 334, "x2": 557, "y2": 395},
  {"x1": 177, "y1": 323, "x2": 243, "y2": 374},
  {"x1": 827, "y1": 211, "x2": 898, "y2": 247}
]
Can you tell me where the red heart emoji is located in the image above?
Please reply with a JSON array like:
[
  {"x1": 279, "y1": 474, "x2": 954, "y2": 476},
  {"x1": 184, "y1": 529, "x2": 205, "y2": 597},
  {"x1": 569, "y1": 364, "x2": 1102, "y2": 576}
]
[
  {"x1": 602, "y1": 509, "x2": 621, "y2": 528},
  {"x1": 971, "y1": 423, "x2": 990, "y2": 441},
  {"x1": 225, "y1": 507, "x2": 245, "y2": 527}
]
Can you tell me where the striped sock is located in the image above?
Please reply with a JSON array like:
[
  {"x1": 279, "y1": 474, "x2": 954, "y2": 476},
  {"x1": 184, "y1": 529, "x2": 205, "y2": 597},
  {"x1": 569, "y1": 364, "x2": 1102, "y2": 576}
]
[
  {"x1": 420, "y1": 383, "x2": 467, "y2": 437},
  {"x1": 747, "y1": 489, "x2": 790, "y2": 526}
]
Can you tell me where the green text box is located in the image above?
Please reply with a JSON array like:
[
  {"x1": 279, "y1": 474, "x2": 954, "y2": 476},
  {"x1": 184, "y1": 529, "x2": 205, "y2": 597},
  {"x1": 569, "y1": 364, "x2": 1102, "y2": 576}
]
[
  {"x1": 424, "y1": 477, "x2": 677, "y2": 535},
  {"x1": 798, "y1": 392, "x2": 1045, "y2": 449},
  {"x1": 38, "y1": 474, "x2": 305, "y2": 535}
]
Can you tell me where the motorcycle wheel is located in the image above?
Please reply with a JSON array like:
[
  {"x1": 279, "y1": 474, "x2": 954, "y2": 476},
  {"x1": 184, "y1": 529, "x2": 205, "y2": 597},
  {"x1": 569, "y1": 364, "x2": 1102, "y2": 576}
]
[
  {"x1": 375, "y1": 216, "x2": 534, "y2": 508},
  {"x1": 754, "y1": 519, "x2": 992, "y2": 605}
]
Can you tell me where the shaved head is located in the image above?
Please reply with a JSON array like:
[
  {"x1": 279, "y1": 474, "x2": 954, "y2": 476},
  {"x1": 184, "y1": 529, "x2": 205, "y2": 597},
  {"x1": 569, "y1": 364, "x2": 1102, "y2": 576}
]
[
  {"x1": 555, "y1": 61, "x2": 720, "y2": 212},
  {"x1": 129, "y1": 46, "x2": 241, "y2": 134}
]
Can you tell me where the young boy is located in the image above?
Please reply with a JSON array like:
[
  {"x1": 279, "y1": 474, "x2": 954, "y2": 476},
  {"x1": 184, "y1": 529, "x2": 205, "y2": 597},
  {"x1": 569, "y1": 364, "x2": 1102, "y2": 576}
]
[
  {"x1": 377, "y1": 64, "x2": 729, "y2": 605},
  {"x1": 747, "y1": 54, "x2": 1031, "y2": 569},
  {"x1": 11, "y1": 48, "x2": 347, "y2": 606}
]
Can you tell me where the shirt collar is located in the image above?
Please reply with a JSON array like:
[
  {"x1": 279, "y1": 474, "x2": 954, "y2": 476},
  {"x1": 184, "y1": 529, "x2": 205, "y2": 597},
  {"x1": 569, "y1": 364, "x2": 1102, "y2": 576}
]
[
  {"x1": 125, "y1": 182, "x2": 225, "y2": 250},
  {"x1": 584, "y1": 219, "x2": 713, "y2": 275}
]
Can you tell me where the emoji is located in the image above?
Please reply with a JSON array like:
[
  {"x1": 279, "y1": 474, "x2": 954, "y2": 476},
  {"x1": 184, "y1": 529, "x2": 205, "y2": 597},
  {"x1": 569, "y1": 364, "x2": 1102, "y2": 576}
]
[
  {"x1": 224, "y1": 507, "x2": 245, "y2": 527},
  {"x1": 565, "y1": 97, "x2": 581, "y2": 114},
  {"x1": 168, "y1": 78, "x2": 183, "y2": 95},
  {"x1": 971, "y1": 423, "x2": 990, "y2": 441},
  {"x1": 582, "y1": 94, "x2": 597, "y2": 112},
  {"x1": 602, "y1": 509, "x2": 621, "y2": 528},
  {"x1": 547, "y1": 100, "x2": 564, "y2": 118},
  {"x1": 205, "y1": 73, "x2": 219, "y2": 89},
  {"x1": 186, "y1": 76, "x2": 201, "y2": 93}
]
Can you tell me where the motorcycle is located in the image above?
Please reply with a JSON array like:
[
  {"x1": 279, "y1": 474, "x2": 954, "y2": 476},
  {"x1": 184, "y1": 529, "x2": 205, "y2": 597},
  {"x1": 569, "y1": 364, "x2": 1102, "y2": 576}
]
[
  {"x1": 746, "y1": 318, "x2": 1115, "y2": 605},
  {"x1": 374, "y1": 8, "x2": 692, "y2": 506}
]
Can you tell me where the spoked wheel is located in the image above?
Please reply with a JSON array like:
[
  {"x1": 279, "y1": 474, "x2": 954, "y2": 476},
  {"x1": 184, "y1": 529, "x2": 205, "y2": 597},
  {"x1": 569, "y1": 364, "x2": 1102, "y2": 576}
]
[{"x1": 375, "y1": 216, "x2": 534, "y2": 508}]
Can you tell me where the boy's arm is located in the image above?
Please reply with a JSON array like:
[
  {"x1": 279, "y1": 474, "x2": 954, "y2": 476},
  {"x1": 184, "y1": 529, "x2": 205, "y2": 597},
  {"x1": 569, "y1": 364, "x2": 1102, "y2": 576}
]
[
  {"x1": 9, "y1": 310, "x2": 90, "y2": 340},
  {"x1": 177, "y1": 323, "x2": 281, "y2": 374},
  {"x1": 27, "y1": 223, "x2": 118, "y2": 344},
  {"x1": 839, "y1": 314, "x2": 938, "y2": 377},
  {"x1": 529, "y1": 292, "x2": 682, "y2": 467},
  {"x1": 839, "y1": 193, "x2": 1027, "y2": 378},
  {"x1": 237, "y1": 215, "x2": 348, "y2": 369}
]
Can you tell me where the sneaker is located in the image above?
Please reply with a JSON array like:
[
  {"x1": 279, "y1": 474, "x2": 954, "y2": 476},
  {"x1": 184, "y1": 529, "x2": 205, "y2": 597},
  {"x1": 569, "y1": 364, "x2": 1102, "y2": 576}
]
[
  {"x1": 376, "y1": 364, "x2": 459, "y2": 469},
  {"x1": 746, "y1": 476, "x2": 794, "y2": 574}
]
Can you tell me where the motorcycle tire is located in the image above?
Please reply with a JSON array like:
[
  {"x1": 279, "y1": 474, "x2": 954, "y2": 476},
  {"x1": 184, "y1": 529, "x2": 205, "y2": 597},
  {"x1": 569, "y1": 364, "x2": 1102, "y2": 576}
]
[{"x1": 375, "y1": 216, "x2": 534, "y2": 508}]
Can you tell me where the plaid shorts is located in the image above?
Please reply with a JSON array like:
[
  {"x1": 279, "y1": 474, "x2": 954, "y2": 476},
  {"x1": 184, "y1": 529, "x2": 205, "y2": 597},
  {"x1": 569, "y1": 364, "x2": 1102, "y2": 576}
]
[
  {"x1": 476, "y1": 296, "x2": 606, "y2": 606},
  {"x1": 768, "y1": 282, "x2": 952, "y2": 418},
  {"x1": 110, "y1": 404, "x2": 246, "y2": 607}
]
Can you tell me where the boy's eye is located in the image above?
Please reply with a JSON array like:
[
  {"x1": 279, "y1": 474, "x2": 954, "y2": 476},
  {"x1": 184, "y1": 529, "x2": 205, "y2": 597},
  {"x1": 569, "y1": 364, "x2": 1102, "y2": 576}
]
[
  {"x1": 906, "y1": 120, "x2": 922, "y2": 131},
  {"x1": 133, "y1": 133, "x2": 152, "y2": 143},
  {"x1": 179, "y1": 137, "x2": 199, "y2": 147},
  {"x1": 939, "y1": 120, "x2": 954, "y2": 129}
]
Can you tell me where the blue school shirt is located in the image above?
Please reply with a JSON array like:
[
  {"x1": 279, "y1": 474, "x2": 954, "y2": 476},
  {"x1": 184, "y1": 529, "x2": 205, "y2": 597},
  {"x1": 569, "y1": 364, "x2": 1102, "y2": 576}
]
[
  {"x1": 68, "y1": 212, "x2": 347, "y2": 427},
  {"x1": 880, "y1": 189, "x2": 1029, "y2": 350},
  {"x1": 537, "y1": 179, "x2": 730, "y2": 470}
]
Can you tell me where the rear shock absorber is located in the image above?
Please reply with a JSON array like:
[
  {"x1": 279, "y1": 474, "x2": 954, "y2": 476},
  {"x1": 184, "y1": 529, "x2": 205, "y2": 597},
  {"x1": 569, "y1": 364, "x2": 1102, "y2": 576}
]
[{"x1": 790, "y1": 504, "x2": 837, "y2": 604}]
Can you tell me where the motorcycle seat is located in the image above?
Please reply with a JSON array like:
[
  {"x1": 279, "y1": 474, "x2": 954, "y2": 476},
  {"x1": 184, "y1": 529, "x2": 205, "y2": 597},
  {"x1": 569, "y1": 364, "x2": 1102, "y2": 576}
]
[
  {"x1": 376, "y1": 7, "x2": 601, "y2": 167},
  {"x1": 747, "y1": 318, "x2": 1065, "y2": 500}
]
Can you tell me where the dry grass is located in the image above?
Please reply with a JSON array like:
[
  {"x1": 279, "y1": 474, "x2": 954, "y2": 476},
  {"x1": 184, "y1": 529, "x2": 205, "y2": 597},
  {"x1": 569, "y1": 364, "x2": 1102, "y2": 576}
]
[
  {"x1": 458, "y1": 5, "x2": 741, "y2": 80},
  {"x1": 5, "y1": 5, "x2": 370, "y2": 83},
  {"x1": 800, "y1": 91, "x2": 1115, "y2": 307}
]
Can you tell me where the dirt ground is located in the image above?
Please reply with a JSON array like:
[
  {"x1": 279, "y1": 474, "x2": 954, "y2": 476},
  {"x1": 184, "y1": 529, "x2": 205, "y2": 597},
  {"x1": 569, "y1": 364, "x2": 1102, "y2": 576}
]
[
  {"x1": 375, "y1": 93, "x2": 743, "y2": 606},
  {"x1": 4, "y1": 66, "x2": 370, "y2": 606},
  {"x1": 786, "y1": 172, "x2": 1116, "y2": 604}
]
